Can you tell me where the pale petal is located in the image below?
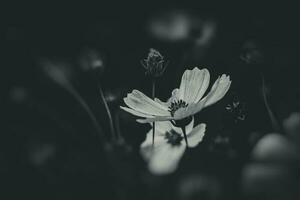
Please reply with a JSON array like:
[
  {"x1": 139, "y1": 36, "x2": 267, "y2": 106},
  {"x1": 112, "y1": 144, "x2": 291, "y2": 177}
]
[
  {"x1": 201, "y1": 74, "x2": 231, "y2": 107},
  {"x1": 120, "y1": 106, "x2": 154, "y2": 118},
  {"x1": 173, "y1": 101, "x2": 206, "y2": 120},
  {"x1": 147, "y1": 144, "x2": 186, "y2": 175},
  {"x1": 187, "y1": 123, "x2": 206, "y2": 148},
  {"x1": 137, "y1": 116, "x2": 174, "y2": 123},
  {"x1": 169, "y1": 88, "x2": 180, "y2": 102},
  {"x1": 178, "y1": 69, "x2": 188, "y2": 100},
  {"x1": 131, "y1": 90, "x2": 169, "y2": 111},
  {"x1": 124, "y1": 91, "x2": 170, "y2": 116},
  {"x1": 151, "y1": 121, "x2": 173, "y2": 133},
  {"x1": 178, "y1": 68, "x2": 210, "y2": 104},
  {"x1": 173, "y1": 75, "x2": 230, "y2": 119},
  {"x1": 154, "y1": 98, "x2": 170, "y2": 107},
  {"x1": 194, "y1": 68, "x2": 210, "y2": 103},
  {"x1": 140, "y1": 130, "x2": 167, "y2": 160}
]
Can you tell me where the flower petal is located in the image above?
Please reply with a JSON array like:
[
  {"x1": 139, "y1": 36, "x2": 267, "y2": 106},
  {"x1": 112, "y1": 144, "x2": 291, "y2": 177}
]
[
  {"x1": 194, "y1": 68, "x2": 210, "y2": 103},
  {"x1": 140, "y1": 130, "x2": 167, "y2": 160},
  {"x1": 151, "y1": 121, "x2": 173, "y2": 133},
  {"x1": 173, "y1": 101, "x2": 206, "y2": 120},
  {"x1": 178, "y1": 69, "x2": 188, "y2": 100},
  {"x1": 169, "y1": 88, "x2": 180, "y2": 103},
  {"x1": 201, "y1": 74, "x2": 231, "y2": 107},
  {"x1": 132, "y1": 90, "x2": 169, "y2": 111},
  {"x1": 187, "y1": 123, "x2": 206, "y2": 148},
  {"x1": 120, "y1": 106, "x2": 155, "y2": 118},
  {"x1": 124, "y1": 90, "x2": 170, "y2": 116},
  {"x1": 154, "y1": 98, "x2": 170, "y2": 107},
  {"x1": 178, "y1": 68, "x2": 210, "y2": 104},
  {"x1": 137, "y1": 116, "x2": 174, "y2": 123},
  {"x1": 147, "y1": 144, "x2": 186, "y2": 175}
]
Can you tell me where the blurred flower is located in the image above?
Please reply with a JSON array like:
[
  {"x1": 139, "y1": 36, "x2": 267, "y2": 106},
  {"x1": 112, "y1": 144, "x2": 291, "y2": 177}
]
[
  {"x1": 140, "y1": 118, "x2": 205, "y2": 175},
  {"x1": 28, "y1": 142, "x2": 56, "y2": 167},
  {"x1": 79, "y1": 48, "x2": 105, "y2": 74},
  {"x1": 148, "y1": 11, "x2": 191, "y2": 42},
  {"x1": 104, "y1": 88, "x2": 125, "y2": 104},
  {"x1": 40, "y1": 59, "x2": 73, "y2": 86},
  {"x1": 121, "y1": 67, "x2": 231, "y2": 124},
  {"x1": 208, "y1": 134, "x2": 236, "y2": 159},
  {"x1": 244, "y1": 131, "x2": 300, "y2": 200},
  {"x1": 240, "y1": 40, "x2": 264, "y2": 64},
  {"x1": 9, "y1": 86, "x2": 28, "y2": 104},
  {"x1": 147, "y1": 10, "x2": 216, "y2": 46},
  {"x1": 242, "y1": 163, "x2": 300, "y2": 200},
  {"x1": 194, "y1": 20, "x2": 217, "y2": 46},
  {"x1": 178, "y1": 174, "x2": 221, "y2": 200},
  {"x1": 252, "y1": 133, "x2": 300, "y2": 163},
  {"x1": 141, "y1": 48, "x2": 168, "y2": 78},
  {"x1": 283, "y1": 112, "x2": 300, "y2": 142}
]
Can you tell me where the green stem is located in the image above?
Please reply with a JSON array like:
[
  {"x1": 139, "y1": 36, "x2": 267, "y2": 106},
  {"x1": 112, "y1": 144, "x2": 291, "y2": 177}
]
[
  {"x1": 152, "y1": 79, "x2": 156, "y2": 146},
  {"x1": 99, "y1": 84, "x2": 116, "y2": 140}
]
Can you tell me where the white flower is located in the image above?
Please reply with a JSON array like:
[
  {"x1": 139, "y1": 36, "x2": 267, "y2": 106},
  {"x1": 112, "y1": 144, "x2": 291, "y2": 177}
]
[
  {"x1": 120, "y1": 67, "x2": 231, "y2": 123},
  {"x1": 140, "y1": 118, "x2": 206, "y2": 175}
]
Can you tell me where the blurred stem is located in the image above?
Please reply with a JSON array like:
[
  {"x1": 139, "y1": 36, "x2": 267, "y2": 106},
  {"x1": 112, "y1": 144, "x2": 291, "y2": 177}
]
[
  {"x1": 152, "y1": 79, "x2": 156, "y2": 146},
  {"x1": 64, "y1": 83, "x2": 104, "y2": 140},
  {"x1": 261, "y1": 74, "x2": 280, "y2": 132},
  {"x1": 114, "y1": 109, "x2": 124, "y2": 141},
  {"x1": 99, "y1": 84, "x2": 116, "y2": 141},
  {"x1": 181, "y1": 126, "x2": 189, "y2": 147}
]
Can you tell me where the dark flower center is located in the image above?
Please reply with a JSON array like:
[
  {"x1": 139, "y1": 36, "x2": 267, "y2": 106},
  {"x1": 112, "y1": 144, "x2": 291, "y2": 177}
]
[
  {"x1": 168, "y1": 100, "x2": 188, "y2": 117},
  {"x1": 165, "y1": 130, "x2": 183, "y2": 146}
]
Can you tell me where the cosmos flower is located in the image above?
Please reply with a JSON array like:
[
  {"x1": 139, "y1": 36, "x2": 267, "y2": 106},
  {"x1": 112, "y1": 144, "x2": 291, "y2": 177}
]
[
  {"x1": 120, "y1": 67, "x2": 231, "y2": 124},
  {"x1": 140, "y1": 118, "x2": 205, "y2": 175}
]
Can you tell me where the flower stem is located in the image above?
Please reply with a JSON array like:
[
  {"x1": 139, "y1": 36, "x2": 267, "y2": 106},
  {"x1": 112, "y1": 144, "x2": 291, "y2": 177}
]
[
  {"x1": 114, "y1": 108, "x2": 124, "y2": 141},
  {"x1": 152, "y1": 79, "x2": 156, "y2": 146},
  {"x1": 181, "y1": 126, "x2": 189, "y2": 147},
  {"x1": 99, "y1": 84, "x2": 116, "y2": 140},
  {"x1": 261, "y1": 74, "x2": 280, "y2": 132},
  {"x1": 64, "y1": 83, "x2": 104, "y2": 140}
]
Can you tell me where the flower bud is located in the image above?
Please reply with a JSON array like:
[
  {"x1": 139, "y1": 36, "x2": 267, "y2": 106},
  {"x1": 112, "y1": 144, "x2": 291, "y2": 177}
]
[{"x1": 141, "y1": 48, "x2": 167, "y2": 78}]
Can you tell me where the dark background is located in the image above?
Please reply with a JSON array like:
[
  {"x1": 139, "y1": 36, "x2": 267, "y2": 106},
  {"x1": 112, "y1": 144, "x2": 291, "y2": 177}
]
[{"x1": 2, "y1": 1, "x2": 300, "y2": 200}]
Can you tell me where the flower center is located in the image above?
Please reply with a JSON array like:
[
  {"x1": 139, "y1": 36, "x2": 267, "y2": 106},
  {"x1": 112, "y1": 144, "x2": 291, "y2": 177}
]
[
  {"x1": 168, "y1": 100, "x2": 188, "y2": 117},
  {"x1": 165, "y1": 130, "x2": 183, "y2": 146}
]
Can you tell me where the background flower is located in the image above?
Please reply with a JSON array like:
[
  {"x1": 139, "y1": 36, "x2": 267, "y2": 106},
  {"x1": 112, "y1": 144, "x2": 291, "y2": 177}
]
[{"x1": 140, "y1": 118, "x2": 206, "y2": 175}]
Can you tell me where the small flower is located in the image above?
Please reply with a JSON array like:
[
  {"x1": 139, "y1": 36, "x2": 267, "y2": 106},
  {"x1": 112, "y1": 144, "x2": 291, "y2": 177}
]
[
  {"x1": 140, "y1": 118, "x2": 205, "y2": 175},
  {"x1": 141, "y1": 48, "x2": 168, "y2": 77},
  {"x1": 121, "y1": 67, "x2": 231, "y2": 124}
]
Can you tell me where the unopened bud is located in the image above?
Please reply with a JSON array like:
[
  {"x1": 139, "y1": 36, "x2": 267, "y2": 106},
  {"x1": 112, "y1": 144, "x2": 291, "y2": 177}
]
[{"x1": 141, "y1": 48, "x2": 168, "y2": 78}]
